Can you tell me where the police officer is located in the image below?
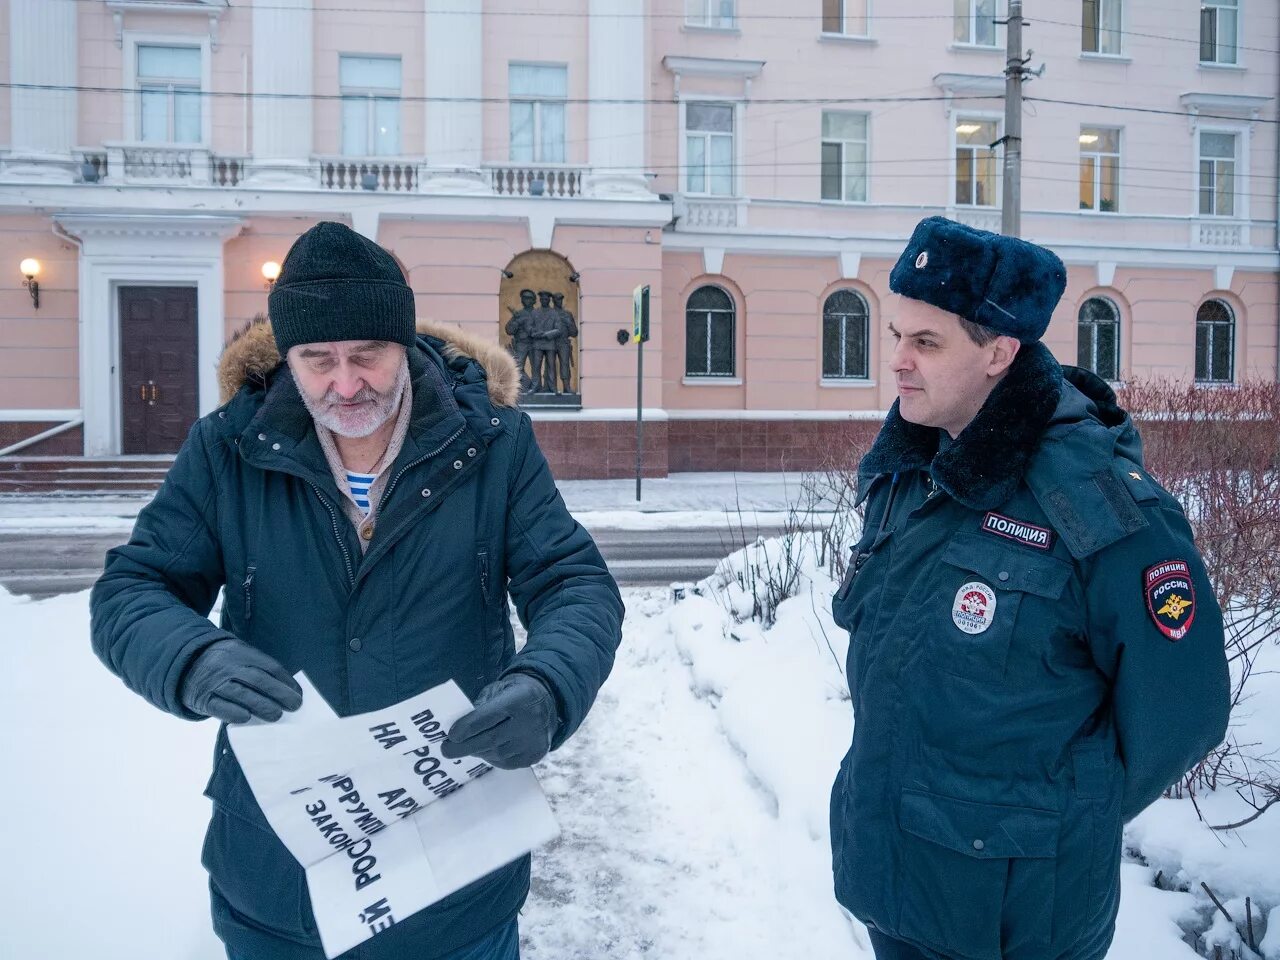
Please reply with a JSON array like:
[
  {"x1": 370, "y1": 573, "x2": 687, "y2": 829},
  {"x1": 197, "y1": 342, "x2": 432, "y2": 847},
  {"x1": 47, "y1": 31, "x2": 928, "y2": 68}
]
[{"x1": 829, "y1": 217, "x2": 1229, "y2": 960}]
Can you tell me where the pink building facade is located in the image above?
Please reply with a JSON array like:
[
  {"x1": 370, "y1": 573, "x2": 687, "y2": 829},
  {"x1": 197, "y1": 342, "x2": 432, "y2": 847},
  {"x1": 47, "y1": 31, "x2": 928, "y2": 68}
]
[{"x1": 0, "y1": 0, "x2": 1276, "y2": 476}]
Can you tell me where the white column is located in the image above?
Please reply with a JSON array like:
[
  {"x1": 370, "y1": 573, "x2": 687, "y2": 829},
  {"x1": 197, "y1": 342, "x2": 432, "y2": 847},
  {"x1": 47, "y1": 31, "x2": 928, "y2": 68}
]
[
  {"x1": 421, "y1": 0, "x2": 486, "y2": 190},
  {"x1": 585, "y1": 0, "x2": 650, "y2": 198},
  {"x1": 3, "y1": 0, "x2": 78, "y2": 182},
  {"x1": 247, "y1": 0, "x2": 314, "y2": 185}
]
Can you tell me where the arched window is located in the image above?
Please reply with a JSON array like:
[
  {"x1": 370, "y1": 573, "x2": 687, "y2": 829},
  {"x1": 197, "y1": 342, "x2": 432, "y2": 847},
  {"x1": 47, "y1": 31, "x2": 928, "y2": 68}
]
[
  {"x1": 822, "y1": 289, "x2": 870, "y2": 379},
  {"x1": 685, "y1": 285, "x2": 735, "y2": 377},
  {"x1": 1195, "y1": 299, "x2": 1235, "y2": 383},
  {"x1": 1077, "y1": 296, "x2": 1120, "y2": 381}
]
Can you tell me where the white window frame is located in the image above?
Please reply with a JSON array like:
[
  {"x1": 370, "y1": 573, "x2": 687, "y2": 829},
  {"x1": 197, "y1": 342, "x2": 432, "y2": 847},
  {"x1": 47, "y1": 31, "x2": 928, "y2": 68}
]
[
  {"x1": 1194, "y1": 299, "x2": 1236, "y2": 384},
  {"x1": 821, "y1": 0, "x2": 872, "y2": 38},
  {"x1": 122, "y1": 32, "x2": 212, "y2": 146},
  {"x1": 953, "y1": 0, "x2": 1002, "y2": 48},
  {"x1": 821, "y1": 290, "x2": 872, "y2": 381},
  {"x1": 952, "y1": 113, "x2": 1002, "y2": 208},
  {"x1": 1077, "y1": 296, "x2": 1122, "y2": 382},
  {"x1": 1081, "y1": 0, "x2": 1125, "y2": 57},
  {"x1": 1199, "y1": 0, "x2": 1240, "y2": 66},
  {"x1": 684, "y1": 285, "x2": 737, "y2": 379},
  {"x1": 685, "y1": 0, "x2": 737, "y2": 30},
  {"x1": 339, "y1": 54, "x2": 403, "y2": 158},
  {"x1": 1079, "y1": 126, "x2": 1122, "y2": 213},
  {"x1": 821, "y1": 111, "x2": 870, "y2": 204},
  {"x1": 679, "y1": 96, "x2": 742, "y2": 199},
  {"x1": 1195, "y1": 125, "x2": 1248, "y2": 220},
  {"x1": 509, "y1": 62, "x2": 569, "y2": 164}
]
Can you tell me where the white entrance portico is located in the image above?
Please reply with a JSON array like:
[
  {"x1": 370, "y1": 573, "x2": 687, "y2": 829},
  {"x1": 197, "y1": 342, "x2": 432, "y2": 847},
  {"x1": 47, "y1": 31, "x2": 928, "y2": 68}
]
[{"x1": 52, "y1": 214, "x2": 244, "y2": 456}]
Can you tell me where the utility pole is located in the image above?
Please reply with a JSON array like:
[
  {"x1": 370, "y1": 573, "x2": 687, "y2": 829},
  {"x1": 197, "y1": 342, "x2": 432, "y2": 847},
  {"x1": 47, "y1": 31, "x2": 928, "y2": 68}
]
[{"x1": 1001, "y1": 0, "x2": 1025, "y2": 237}]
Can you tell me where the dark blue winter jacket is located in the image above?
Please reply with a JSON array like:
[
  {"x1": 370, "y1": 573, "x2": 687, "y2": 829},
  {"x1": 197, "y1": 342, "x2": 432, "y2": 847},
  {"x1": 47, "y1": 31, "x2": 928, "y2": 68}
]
[
  {"x1": 830, "y1": 343, "x2": 1229, "y2": 960},
  {"x1": 91, "y1": 320, "x2": 624, "y2": 959}
]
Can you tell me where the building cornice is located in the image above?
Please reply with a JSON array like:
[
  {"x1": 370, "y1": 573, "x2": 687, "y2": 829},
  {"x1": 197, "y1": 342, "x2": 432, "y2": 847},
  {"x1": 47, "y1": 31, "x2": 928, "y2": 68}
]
[{"x1": 53, "y1": 212, "x2": 245, "y2": 242}]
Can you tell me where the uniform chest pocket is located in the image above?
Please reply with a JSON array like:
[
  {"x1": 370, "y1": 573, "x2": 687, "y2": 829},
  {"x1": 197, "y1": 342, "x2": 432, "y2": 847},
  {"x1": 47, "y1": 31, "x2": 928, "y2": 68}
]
[{"x1": 926, "y1": 534, "x2": 1071, "y2": 682}]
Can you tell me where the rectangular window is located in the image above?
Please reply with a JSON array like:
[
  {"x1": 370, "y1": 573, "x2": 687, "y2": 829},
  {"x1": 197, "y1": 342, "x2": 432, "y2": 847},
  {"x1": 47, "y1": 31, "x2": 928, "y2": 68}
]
[
  {"x1": 955, "y1": 118, "x2": 998, "y2": 207},
  {"x1": 686, "y1": 0, "x2": 736, "y2": 29},
  {"x1": 821, "y1": 112, "x2": 868, "y2": 202},
  {"x1": 1082, "y1": 0, "x2": 1123, "y2": 54},
  {"x1": 340, "y1": 56, "x2": 402, "y2": 156},
  {"x1": 1200, "y1": 0, "x2": 1239, "y2": 64},
  {"x1": 509, "y1": 64, "x2": 567, "y2": 163},
  {"x1": 822, "y1": 0, "x2": 869, "y2": 35},
  {"x1": 137, "y1": 45, "x2": 202, "y2": 144},
  {"x1": 1198, "y1": 131, "x2": 1237, "y2": 217},
  {"x1": 954, "y1": 0, "x2": 998, "y2": 46},
  {"x1": 685, "y1": 102, "x2": 735, "y2": 197},
  {"x1": 1079, "y1": 127, "x2": 1120, "y2": 212}
]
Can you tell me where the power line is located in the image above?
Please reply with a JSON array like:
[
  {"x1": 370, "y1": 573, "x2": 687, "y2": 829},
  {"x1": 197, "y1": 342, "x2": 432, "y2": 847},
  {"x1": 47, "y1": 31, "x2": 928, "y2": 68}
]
[{"x1": 3, "y1": 82, "x2": 1276, "y2": 126}]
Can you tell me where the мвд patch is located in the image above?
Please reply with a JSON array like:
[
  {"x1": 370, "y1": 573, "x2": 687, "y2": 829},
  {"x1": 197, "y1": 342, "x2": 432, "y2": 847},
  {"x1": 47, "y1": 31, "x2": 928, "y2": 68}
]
[{"x1": 1144, "y1": 560, "x2": 1196, "y2": 641}]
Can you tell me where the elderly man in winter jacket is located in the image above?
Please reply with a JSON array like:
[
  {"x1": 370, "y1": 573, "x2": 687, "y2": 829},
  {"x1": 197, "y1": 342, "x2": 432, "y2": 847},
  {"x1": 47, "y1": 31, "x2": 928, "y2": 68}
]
[
  {"x1": 90, "y1": 222, "x2": 624, "y2": 960},
  {"x1": 829, "y1": 217, "x2": 1230, "y2": 960}
]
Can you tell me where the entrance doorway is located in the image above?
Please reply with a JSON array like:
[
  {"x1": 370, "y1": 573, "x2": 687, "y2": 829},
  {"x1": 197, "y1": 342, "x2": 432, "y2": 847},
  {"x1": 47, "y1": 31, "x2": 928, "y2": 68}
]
[{"x1": 118, "y1": 286, "x2": 199, "y2": 454}]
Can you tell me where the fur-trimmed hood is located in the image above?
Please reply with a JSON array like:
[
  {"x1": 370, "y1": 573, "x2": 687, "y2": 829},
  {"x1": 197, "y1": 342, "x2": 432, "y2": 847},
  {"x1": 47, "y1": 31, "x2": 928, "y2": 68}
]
[
  {"x1": 216, "y1": 317, "x2": 522, "y2": 408},
  {"x1": 857, "y1": 342, "x2": 1129, "y2": 512}
]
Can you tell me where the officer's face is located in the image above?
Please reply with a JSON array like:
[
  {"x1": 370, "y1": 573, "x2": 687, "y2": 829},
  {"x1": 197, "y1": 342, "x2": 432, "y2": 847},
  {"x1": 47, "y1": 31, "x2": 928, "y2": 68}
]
[
  {"x1": 888, "y1": 297, "x2": 1020, "y2": 438},
  {"x1": 288, "y1": 340, "x2": 409, "y2": 438}
]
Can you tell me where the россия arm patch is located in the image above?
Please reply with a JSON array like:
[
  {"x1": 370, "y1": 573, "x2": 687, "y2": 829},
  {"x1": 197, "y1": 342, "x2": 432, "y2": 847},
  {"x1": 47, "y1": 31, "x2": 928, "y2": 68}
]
[{"x1": 1144, "y1": 559, "x2": 1197, "y2": 641}]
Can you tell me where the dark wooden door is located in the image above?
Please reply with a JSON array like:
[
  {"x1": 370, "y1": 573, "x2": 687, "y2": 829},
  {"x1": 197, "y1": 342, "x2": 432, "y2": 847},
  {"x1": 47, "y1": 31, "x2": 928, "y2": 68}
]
[{"x1": 119, "y1": 286, "x2": 199, "y2": 455}]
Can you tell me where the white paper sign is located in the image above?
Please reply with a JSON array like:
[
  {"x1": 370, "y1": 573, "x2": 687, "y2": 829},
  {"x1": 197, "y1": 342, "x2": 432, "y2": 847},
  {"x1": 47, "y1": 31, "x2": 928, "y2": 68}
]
[{"x1": 228, "y1": 676, "x2": 559, "y2": 958}]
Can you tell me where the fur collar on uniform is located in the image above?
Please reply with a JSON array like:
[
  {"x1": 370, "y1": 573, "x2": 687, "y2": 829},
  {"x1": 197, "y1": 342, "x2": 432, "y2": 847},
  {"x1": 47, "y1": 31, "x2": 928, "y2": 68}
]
[
  {"x1": 215, "y1": 317, "x2": 522, "y2": 408},
  {"x1": 860, "y1": 340, "x2": 1063, "y2": 511}
]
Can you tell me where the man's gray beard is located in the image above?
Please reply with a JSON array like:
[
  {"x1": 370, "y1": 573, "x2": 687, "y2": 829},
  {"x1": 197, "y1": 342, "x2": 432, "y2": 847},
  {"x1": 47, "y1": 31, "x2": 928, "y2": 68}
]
[{"x1": 295, "y1": 355, "x2": 409, "y2": 438}]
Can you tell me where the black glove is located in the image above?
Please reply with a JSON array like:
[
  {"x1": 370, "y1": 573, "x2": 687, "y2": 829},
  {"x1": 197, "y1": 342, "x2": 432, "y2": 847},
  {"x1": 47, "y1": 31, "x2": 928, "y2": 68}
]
[
  {"x1": 440, "y1": 672, "x2": 561, "y2": 770},
  {"x1": 180, "y1": 638, "x2": 304, "y2": 724}
]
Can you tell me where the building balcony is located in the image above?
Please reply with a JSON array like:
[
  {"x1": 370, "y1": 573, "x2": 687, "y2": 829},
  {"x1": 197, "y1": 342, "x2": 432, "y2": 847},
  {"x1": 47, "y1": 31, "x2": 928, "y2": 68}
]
[
  {"x1": 314, "y1": 157, "x2": 421, "y2": 192},
  {"x1": 486, "y1": 163, "x2": 589, "y2": 198},
  {"x1": 1194, "y1": 218, "x2": 1250, "y2": 248},
  {"x1": 673, "y1": 195, "x2": 749, "y2": 230},
  {"x1": 78, "y1": 144, "x2": 247, "y2": 187}
]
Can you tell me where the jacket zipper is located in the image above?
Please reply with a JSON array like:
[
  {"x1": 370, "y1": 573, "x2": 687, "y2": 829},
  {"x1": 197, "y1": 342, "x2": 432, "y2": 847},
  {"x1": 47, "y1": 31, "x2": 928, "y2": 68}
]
[
  {"x1": 308, "y1": 483, "x2": 355, "y2": 586},
  {"x1": 377, "y1": 425, "x2": 467, "y2": 513},
  {"x1": 242, "y1": 566, "x2": 256, "y2": 621}
]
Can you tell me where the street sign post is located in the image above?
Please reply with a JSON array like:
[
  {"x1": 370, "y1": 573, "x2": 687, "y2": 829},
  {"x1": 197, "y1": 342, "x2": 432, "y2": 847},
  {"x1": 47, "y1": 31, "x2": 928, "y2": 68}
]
[{"x1": 632, "y1": 284, "x2": 650, "y2": 502}]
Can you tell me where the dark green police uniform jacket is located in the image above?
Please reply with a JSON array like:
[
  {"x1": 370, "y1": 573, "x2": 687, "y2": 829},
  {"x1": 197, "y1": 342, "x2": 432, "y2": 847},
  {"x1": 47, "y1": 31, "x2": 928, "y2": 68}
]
[{"x1": 829, "y1": 342, "x2": 1229, "y2": 960}]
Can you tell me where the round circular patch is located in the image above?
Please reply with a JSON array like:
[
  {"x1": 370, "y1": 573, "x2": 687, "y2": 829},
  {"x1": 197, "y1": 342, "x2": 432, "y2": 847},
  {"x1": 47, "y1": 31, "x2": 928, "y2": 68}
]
[
  {"x1": 952, "y1": 581, "x2": 997, "y2": 635},
  {"x1": 915, "y1": 251, "x2": 929, "y2": 269}
]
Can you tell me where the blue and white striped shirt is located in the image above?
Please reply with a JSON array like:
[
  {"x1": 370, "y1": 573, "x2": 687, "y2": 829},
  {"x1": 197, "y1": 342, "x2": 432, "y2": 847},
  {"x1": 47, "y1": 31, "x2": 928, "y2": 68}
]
[{"x1": 346, "y1": 471, "x2": 377, "y2": 514}]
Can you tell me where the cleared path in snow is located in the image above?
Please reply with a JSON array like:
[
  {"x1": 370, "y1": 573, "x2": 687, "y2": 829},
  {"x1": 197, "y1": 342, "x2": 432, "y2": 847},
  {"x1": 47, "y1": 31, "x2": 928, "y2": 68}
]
[{"x1": 519, "y1": 588, "x2": 863, "y2": 959}]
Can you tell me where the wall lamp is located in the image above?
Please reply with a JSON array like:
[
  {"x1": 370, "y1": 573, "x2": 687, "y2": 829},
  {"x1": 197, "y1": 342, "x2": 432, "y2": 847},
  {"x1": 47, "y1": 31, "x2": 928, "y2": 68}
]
[
  {"x1": 568, "y1": 272, "x2": 580, "y2": 284},
  {"x1": 262, "y1": 260, "x2": 281, "y2": 289},
  {"x1": 501, "y1": 269, "x2": 515, "y2": 279},
  {"x1": 20, "y1": 258, "x2": 40, "y2": 309}
]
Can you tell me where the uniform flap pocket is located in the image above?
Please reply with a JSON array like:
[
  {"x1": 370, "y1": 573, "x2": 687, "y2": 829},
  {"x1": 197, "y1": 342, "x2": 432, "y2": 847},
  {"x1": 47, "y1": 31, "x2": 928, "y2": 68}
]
[
  {"x1": 943, "y1": 535, "x2": 1072, "y2": 600},
  {"x1": 899, "y1": 789, "x2": 1060, "y2": 860},
  {"x1": 203, "y1": 738, "x2": 274, "y2": 833}
]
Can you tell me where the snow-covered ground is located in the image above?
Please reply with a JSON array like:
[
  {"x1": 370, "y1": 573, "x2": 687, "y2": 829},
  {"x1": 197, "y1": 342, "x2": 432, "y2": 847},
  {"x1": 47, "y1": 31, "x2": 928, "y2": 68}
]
[{"x1": 3, "y1": 539, "x2": 1277, "y2": 959}]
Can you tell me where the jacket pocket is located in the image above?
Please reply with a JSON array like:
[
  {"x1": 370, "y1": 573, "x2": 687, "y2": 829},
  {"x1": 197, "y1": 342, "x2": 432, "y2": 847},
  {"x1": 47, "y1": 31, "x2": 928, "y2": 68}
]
[
  {"x1": 202, "y1": 744, "x2": 315, "y2": 941},
  {"x1": 897, "y1": 789, "x2": 1058, "y2": 960},
  {"x1": 927, "y1": 535, "x2": 1071, "y2": 682}
]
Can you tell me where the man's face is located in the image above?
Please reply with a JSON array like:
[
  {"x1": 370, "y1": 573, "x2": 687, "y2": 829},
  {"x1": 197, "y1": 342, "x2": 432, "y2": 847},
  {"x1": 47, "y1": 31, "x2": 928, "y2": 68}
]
[
  {"x1": 520, "y1": 291, "x2": 536, "y2": 308},
  {"x1": 888, "y1": 296, "x2": 1020, "y2": 438},
  {"x1": 287, "y1": 340, "x2": 408, "y2": 438}
]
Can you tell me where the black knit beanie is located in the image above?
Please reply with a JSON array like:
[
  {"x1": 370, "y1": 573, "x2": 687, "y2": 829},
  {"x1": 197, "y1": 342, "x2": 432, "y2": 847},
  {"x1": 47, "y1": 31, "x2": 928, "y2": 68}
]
[{"x1": 268, "y1": 221, "x2": 417, "y2": 354}]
